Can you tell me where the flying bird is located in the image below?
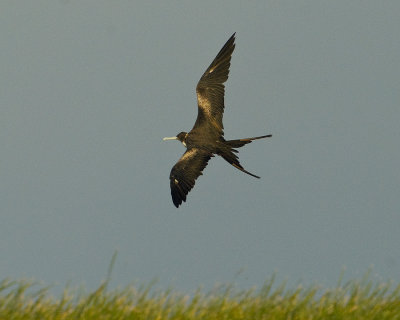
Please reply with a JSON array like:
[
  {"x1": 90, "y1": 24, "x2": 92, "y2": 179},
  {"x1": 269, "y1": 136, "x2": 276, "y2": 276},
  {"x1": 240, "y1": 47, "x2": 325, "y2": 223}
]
[{"x1": 163, "y1": 33, "x2": 272, "y2": 208}]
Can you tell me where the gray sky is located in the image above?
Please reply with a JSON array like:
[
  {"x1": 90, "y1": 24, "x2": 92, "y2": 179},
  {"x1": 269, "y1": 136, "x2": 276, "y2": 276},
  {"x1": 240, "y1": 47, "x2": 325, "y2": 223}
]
[{"x1": 1, "y1": 1, "x2": 399, "y2": 293}]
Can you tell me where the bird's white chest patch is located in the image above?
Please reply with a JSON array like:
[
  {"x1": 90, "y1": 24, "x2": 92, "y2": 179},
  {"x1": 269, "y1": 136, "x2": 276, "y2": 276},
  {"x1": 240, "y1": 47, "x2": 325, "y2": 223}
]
[{"x1": 182, "y1": 141, "x2": 187, "y2": 147}]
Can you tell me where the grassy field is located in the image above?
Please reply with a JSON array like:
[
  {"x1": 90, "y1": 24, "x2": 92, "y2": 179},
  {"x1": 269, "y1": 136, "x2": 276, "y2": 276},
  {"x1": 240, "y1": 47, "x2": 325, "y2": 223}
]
[{"x1": 1, "y1": 273, "x2": 399, "y2": 320}]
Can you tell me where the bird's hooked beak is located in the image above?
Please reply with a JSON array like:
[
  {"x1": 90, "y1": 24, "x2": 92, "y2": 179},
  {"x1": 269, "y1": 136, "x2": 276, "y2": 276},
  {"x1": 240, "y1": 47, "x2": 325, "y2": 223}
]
[{"x1": 163, "y1": 136, "x2": 178, "y2": 141}]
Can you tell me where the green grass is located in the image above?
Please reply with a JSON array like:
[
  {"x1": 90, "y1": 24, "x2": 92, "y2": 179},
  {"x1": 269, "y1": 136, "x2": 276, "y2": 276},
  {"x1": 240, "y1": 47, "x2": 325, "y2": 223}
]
[{"x1": 1, "y1": 273, "x2": 399, "y2": 320}]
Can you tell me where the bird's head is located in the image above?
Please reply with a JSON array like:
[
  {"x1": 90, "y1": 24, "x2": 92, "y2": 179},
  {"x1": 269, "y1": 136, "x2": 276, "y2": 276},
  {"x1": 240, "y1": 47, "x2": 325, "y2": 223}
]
[{"x1": 163, "y1": 131, "x2": 188, "y2": 146}]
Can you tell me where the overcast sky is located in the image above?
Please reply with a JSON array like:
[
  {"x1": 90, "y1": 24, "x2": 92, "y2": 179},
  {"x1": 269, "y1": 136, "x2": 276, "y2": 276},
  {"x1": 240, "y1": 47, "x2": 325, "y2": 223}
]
[{"x1": 1, "y1": 1, "x2": 399, "y2": 293}]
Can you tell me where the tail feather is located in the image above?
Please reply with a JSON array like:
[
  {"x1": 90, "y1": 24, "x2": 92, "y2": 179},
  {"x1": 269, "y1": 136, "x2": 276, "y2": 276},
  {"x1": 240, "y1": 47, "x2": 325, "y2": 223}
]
[
  {"x1": 218, "y1": 133, "x2": 271, "y2": 178},
  {"x1": 218, "y1": 146, "x2": 261, "y2": 179},
  {"x1": 231, "y1": 163, "x2": 260, "y2": 179},
  {"x1": 225, "y1": 134, "x2": 272, "y2": 148}
]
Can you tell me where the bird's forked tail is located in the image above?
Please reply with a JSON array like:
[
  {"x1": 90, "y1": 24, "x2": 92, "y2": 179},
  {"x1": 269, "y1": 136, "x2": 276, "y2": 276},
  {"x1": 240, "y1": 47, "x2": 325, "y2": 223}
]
[{"x1": 218, "y1": 134, "x2": 272, "y2": 179}]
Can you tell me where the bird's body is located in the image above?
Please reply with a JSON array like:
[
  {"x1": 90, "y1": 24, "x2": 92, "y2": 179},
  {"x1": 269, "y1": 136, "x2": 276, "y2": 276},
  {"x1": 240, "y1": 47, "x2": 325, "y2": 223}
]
[{"x1": 163, "y1": 33, "x2": 272, "y2": 208}]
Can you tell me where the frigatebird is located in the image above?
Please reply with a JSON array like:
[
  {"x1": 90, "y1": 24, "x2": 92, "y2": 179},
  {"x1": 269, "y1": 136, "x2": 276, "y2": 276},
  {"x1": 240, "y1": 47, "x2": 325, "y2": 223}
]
[{"x1": 163, "y1": 33, "x2": 272, "y2": 208}]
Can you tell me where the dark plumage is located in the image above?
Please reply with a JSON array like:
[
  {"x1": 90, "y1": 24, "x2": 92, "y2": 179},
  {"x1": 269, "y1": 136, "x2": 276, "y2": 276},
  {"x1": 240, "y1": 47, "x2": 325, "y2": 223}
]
[{"x1": 163, "y1": 33, "x2": 272, "y2": 208}]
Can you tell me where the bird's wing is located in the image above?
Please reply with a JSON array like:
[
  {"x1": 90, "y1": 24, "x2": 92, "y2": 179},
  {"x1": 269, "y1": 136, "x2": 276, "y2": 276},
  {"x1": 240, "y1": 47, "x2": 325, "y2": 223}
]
[
  {"x1": 193, "y1": 33, "x2": 236, "y2": 136},
  {"x1": 169, "y1": 148, "x2": 212, "y2": 208}
]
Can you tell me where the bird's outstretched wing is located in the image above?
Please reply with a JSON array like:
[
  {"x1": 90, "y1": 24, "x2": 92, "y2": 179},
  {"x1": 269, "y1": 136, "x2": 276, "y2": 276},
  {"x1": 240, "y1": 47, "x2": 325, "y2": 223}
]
[
  {"x1": 169, "y1": 148, "x2": 212, "y2": 208},
  {"x1": 193, "y1": 33, "x2": 236, "y2": 136}
]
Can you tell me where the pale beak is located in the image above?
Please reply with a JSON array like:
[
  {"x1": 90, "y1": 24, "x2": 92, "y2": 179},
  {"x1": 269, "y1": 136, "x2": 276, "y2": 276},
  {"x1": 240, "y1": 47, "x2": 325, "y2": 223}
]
[{"x1": 163, "y1": 136, "x2": 178, "y2": 141}]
